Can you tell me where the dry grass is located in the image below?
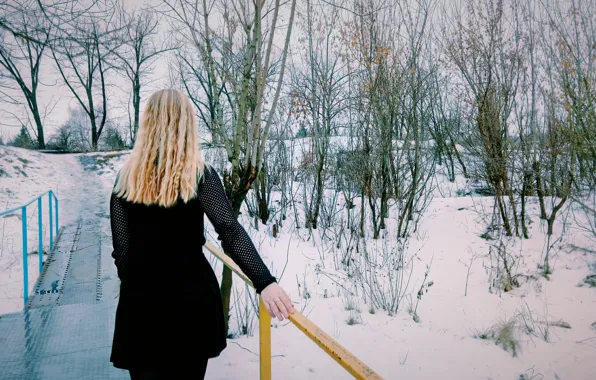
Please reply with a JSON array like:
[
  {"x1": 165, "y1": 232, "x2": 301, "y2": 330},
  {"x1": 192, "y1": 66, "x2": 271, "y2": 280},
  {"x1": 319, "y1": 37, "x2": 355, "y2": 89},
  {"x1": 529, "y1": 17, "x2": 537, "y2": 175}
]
[
  {"x1": 583, "y1": 274, "x2": 596, "y2": 288},
  {"x1": 495, "y1": 320, "x2": 519, "y2": 356},
  {"x1": 474, "y1": 320, "x2": 520, "y2": 357},
  {"x1": 343, "y1": 292, "x2": 360, "y2": 312},
  {"x1": 474, "y1": 304, "x2": 572, "y2": 357}
]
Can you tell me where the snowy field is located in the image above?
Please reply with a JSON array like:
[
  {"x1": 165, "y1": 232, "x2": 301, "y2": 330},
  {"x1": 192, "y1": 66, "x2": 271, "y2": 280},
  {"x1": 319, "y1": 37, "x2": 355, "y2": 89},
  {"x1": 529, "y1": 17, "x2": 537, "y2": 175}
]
[{"x1": 1, "y1": 145, "x2": 595, "y2": 379}]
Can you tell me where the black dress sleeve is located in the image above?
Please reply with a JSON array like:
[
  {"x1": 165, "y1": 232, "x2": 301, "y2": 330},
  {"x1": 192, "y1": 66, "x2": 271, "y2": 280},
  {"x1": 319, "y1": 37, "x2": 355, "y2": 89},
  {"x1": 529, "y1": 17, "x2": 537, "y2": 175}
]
[
  {"x1": 198, "y1": 166, "x2": 277, "y2": 294},
  {"x1": 110, "y1": 192, "x2": 130, "y2": 281}
]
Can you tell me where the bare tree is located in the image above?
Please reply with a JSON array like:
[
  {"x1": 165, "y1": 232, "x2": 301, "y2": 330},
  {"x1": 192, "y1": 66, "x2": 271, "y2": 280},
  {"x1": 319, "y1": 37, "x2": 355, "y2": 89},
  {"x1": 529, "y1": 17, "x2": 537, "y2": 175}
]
[
  {"x1": 290, "y1": 0, "x2": 348, "y2": 231},
  {"x1": 49, "y1": 106, "x2": 92, "y2": 151},
  {"x1": 50, "y1": 2, "x2": 119, "y2": 151},
  {"x1": 0, "y1": 0, "x2": 93, "y2": 148},
  {"x1": 299, "y1": 0, "x2": 438, "y2": 316},
  {"x1": 511, "y1": 1, "x2": 541, "y2": 239},
  {"x1": 0, "y1": 3, "x2": 50, "y2": 149},
  {"x1": 443, "y1": 0, "x2": 526, "y2": 237},
  {"x1": 166, "y1": 0, "x2": 297, "y2": 335},
  {"x1": 114, "y1": 7, "x2": 174, "y2": 144},
  {"x1": 429, "y1": 76, "x2": 469, "y2": 182},
  {"x1": 344, "y1": 0, "x2": 436, "y2": 239},
  {"x1": 534, "y1": 0, "x2": 595, "y2": 274}
]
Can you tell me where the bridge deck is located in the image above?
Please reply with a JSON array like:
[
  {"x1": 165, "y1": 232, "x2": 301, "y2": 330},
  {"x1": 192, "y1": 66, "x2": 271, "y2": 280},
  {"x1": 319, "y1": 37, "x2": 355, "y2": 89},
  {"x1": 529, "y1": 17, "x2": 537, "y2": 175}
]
[
  {"x1": 0, "y1": 300, "x2": 125, "y2": 379},
  {"x1": 0, "y1": 220, "x2": 129, "y2": 380}
]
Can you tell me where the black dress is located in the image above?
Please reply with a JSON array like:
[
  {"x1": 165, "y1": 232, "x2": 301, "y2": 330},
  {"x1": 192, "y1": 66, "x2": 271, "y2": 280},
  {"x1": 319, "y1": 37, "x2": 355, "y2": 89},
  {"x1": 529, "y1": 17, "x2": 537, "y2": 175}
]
[{"x1": 109, "y1": 165, "x2": 277, "y2": 370}]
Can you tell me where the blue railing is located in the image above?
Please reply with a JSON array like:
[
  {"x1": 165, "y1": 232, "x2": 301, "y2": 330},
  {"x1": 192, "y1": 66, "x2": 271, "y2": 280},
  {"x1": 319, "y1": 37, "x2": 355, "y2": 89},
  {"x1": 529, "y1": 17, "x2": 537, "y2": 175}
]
[{"x1": 0, "y1": 191, "x2": 59, "y2": 306}]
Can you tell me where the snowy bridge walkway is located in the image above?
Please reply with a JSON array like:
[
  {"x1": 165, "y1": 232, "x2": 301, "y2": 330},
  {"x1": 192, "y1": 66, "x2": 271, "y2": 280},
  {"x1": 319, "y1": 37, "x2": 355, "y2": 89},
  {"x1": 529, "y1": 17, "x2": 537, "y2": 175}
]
[{"x1": 0, "y1": 219, "x2": 129, "y2": 379}]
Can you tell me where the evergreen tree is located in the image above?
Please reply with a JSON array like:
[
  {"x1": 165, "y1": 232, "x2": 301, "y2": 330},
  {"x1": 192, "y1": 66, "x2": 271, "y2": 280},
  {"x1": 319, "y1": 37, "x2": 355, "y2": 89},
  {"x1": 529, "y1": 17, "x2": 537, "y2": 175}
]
[
  {"x1": 10, "y1": 126, "x2": 36, "y2": 149},
  {"x1": 296, "y1": 124, "x2": 308, "y2": 138}
]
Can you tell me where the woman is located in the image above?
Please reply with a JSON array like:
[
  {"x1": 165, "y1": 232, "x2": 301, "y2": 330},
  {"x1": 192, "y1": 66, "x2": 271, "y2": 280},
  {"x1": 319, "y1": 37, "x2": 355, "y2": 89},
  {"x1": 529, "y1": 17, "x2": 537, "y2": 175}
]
[{"x1": 109, "y1": 89, "x2": 294, "y2": 379}]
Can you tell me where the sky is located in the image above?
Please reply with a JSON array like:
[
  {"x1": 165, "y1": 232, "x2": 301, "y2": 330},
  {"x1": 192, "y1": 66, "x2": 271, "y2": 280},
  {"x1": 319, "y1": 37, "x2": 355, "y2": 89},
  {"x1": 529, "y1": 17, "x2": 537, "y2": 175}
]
[
  {"x1": 1, "y1": 0, "x2": 534, "y2": 143},
  {"x1": 1, "y1": 0, "x2": 167, "y2": 140},
  {"x1": 0, "y1": 0, "x2": 300, "y2": 141}
]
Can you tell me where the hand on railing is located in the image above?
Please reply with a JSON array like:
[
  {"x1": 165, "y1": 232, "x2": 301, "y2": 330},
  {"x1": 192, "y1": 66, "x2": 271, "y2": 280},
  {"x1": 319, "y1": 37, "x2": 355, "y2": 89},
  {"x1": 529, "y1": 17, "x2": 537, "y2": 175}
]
[
  {"x1": 204, "y1": 241, "x2": 383, "y2": 379},
  {"x1": 260, "y1": 282, "x2": 295, "y2": 321}
]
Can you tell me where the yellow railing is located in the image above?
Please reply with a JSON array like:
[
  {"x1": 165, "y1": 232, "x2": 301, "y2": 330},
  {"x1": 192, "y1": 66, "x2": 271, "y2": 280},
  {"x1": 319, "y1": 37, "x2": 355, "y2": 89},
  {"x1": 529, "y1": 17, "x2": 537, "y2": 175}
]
[{"x1": 203, "y1": 241, "x2": 383, "y2": 380}]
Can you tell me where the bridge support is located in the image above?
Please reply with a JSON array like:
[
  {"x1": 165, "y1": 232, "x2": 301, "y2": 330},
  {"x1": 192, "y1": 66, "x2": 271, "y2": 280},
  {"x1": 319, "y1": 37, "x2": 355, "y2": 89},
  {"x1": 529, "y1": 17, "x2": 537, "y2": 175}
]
[{"x1": 259, "y1": 298, "x2": 271, "y2": 380}]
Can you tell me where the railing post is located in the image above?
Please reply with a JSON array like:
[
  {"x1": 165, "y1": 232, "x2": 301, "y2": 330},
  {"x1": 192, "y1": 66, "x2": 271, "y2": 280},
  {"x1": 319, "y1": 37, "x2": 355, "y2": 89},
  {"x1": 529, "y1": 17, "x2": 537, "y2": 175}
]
[
  {"x1": 259, "y1": 297, "x2": 271, "y2": 380},
  {"x1": 49, "y1": 192, "x2": 54, "y2": 251},
  {"x1": 37, "y1": 197, "x2": 43, "y2": 274},
  {"x1": 21, "y1": 206, "x2": 28, "y2": 306},
  {"x1": 55, "y1": 193, "x2": 59, "y2": 235}
]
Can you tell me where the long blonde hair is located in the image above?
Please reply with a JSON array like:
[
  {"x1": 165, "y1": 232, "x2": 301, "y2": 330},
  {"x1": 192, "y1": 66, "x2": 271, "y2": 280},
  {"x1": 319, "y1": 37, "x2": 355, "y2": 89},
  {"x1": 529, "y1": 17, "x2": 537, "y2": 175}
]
[{"x1": 114, "y1": 89, "x2": 205, "y2": 207}]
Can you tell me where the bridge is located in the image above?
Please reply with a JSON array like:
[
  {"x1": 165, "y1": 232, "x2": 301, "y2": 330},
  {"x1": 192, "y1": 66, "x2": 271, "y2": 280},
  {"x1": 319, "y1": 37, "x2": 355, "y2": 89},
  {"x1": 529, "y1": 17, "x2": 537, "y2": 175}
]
[{"x1": 0, "y1": 191, "x2": 383, "y2": 379}]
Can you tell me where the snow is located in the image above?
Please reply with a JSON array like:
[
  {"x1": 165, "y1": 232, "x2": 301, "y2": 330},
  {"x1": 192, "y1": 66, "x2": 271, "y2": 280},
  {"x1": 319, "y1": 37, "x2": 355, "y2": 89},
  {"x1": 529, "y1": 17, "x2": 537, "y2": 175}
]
[
  {"x1": 0, "y1": 146, "x2": 84, "y2": 313},
  {"x1": 1, "y1": 145, "x2": 595, "y2": 379}
]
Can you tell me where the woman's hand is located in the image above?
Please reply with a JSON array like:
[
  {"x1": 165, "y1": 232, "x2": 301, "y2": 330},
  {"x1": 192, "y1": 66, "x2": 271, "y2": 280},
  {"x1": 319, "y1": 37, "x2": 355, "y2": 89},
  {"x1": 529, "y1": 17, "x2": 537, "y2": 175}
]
[{"x1": 260, "y1": 283, "x2": 295, "y2": 321}]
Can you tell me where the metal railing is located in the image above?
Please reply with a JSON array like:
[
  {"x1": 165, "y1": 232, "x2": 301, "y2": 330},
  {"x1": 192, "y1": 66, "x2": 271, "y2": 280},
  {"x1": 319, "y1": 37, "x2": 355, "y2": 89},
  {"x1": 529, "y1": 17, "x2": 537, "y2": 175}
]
[
  {"x1": 0, "y1": 190, "x2": 59, "y2": 306},
  {"x1": 203, "y1": 241, "x2": 383, "y2": 380}
]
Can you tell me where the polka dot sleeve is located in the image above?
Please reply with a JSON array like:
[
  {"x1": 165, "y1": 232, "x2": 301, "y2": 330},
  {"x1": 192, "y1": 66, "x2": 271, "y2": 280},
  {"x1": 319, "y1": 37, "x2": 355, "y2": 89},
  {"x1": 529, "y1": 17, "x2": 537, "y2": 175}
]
[
  {"x1": 198, "y1": 166, "x2": 277, "y2": 294},
  {"x1": 110, "y1": 192, "x2": 130, "y2": 280}
]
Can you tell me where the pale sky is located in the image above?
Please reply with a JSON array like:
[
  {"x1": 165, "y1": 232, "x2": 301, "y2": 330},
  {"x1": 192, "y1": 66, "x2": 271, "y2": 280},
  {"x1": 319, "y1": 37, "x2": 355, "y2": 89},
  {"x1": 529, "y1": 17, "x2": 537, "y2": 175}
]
[
  {"x1": 1, "y1": 0, "x2": 165, "y2": 139},
  {"x1": 0, "y1": 0, "x2": 302, "y2": 141},
  {"x1": 0, "y1": 0, "x2": 467, "y2": 142}
]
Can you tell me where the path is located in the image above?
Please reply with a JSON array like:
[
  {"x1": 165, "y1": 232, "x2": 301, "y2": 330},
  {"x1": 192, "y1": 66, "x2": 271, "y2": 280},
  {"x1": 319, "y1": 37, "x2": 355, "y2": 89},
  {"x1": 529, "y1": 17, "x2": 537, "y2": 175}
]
[{"x1": 0, "y1": 156, "x2": 127, "y2": 379}]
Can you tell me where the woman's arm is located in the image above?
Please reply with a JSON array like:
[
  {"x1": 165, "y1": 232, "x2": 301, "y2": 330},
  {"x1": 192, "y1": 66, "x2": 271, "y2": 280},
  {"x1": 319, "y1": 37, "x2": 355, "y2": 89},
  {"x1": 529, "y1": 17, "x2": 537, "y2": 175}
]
[
  {"x1": 110, "y1": 192, "x2": 130, "y2": 281},
  {"x1": 197, "y1": 166, "x2": 277, "y2": 293},
  {"x1": 198, "y1": 166, "x2": 294, "y2": 320}
]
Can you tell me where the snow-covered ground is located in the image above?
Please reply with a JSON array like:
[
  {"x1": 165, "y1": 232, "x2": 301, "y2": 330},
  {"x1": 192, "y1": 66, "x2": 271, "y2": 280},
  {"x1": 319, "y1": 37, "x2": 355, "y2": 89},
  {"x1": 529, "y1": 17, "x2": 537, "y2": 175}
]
[
  {"x1": 1, "y1": 145, "x2": 595, "y2": 379},
  {"x1": 0, "y1": 147, "x2": 85, "y2": 313}
]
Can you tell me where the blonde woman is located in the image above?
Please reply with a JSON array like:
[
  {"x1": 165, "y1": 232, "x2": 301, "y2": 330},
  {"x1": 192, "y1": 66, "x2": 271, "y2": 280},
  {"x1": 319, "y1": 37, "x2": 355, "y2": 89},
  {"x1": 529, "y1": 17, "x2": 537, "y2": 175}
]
[{"x1": 109, "y1": 89, "x2": 294, "y2": 379}]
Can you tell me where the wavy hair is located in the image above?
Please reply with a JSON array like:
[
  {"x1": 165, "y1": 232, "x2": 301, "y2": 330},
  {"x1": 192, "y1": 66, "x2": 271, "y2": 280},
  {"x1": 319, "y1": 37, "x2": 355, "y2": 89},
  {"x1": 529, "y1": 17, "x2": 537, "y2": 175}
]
[{"x1": 114, "y1": 89, "x2": 204, "y2": 207}]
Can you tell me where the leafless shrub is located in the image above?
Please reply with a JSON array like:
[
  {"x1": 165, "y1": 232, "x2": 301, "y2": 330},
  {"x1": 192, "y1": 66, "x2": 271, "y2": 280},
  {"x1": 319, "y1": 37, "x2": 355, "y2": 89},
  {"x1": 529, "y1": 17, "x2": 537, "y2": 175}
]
[
  {"x1": 352, "y1": 238, "x2": 415, "y2": 316},
  {"x1": 459, "y1": 250, "x2": 480, "y2": 296},
  {"x1": 485, "y1": 240, "x2": 522, "y2": 295},
  {"x1": 230, "y1": 283, "x2": 258, "y2": 338},
  {"x1": 411, "y1": 259, "x2": 434, "y2": 323},
  {"x1": 519, "y1": 367, "x2": 544, "y2": 380}
]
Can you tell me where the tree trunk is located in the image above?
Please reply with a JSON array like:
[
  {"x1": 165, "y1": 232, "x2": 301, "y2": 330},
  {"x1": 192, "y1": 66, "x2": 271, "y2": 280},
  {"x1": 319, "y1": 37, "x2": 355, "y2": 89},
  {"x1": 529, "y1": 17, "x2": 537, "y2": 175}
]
[
  {"x1": 544, "y1": 194, "x2": 568, "y2": 275},
  {"x1": 449, "y1": 136, "x2": 468, "y2": 179},
  {"x1": 132, "y1": 75, "x2": 141, "y2": 144},
  {"x1": 380, "y1": 150, "x2": 389, "y2": 227},
  {"x1": 257, "y1": 169, "x2": 269, "y2": 224},
  {"x1": 31, "y1": 102, "x2": 45, "y2": 149},
  {"x1": 359, "y1": 185, "x2": 365, "y2": 238},
  {"x1": 495, "y1": 184, "x2": 513, "y2": 236},
  {"x1": 397, "y1": 193, "x2": 413, "y2": 238},
  {"x1": 312, "y1": 157, "x2": 325, "y2": 229},
  {"x1": 520, "y1": 169, "x2": 531, "y2": 238},
  {"x1": 447, "y1": 146, "x2": 456, "y2": 182},
  {"x1": 220, "y1": 264, "x2": 234, "y2": 337},
  {"x1": 534, "y1": 160, "x2": 547, "y2": 220},
  {"x1": 504, "y1": 176, "x2": 520, "y2": 237},
  {"x1": 90, "y1": 105, "x2": 99, "y2": 151},
  {"x1": 389, "y1": 149, "x2": 400, "y2": 201},
  {"x1": 547, "y1": 195, "x2": 568, "y2": 236},
  {"x1": 369, "y1": 192, "x2": 379, "y2": 239}
]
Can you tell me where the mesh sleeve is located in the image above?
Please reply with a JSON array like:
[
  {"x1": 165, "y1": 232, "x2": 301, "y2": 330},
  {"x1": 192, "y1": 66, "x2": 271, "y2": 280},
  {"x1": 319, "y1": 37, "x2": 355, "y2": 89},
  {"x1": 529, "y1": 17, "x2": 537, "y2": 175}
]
[
  {"x1": 110, "y1": 192, "x2": 130, "y2": 281},
  {"x1": 198, "y1": 166, "x2": 277, "y2": 294}
]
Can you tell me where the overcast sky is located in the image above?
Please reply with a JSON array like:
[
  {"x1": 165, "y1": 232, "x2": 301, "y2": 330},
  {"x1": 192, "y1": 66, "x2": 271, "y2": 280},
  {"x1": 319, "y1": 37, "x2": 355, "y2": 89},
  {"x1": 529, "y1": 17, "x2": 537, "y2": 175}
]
[
  {"x1": 1, "y1": 0, "x2": 161, "y2": 139},
  {"x1": 0, "y1": 0, "x2": 307, "y2": 141},
  {"x1": 0, "y1": 0, "x2": 495, "y2": 142}
]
